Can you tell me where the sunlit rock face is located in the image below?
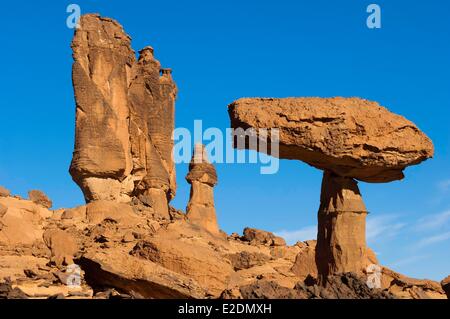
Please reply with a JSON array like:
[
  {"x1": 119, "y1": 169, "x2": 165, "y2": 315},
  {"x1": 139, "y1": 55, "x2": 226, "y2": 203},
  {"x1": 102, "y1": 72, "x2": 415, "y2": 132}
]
[
  {"x1": 185, "y1": 144, "x2": 220, "y2": 234},
  {"x1": 69, "y1": 14, "x2": 177, "y2": 216},
  {"x1": 228, "y1": 97, "x2": 434, "y2": 183}
]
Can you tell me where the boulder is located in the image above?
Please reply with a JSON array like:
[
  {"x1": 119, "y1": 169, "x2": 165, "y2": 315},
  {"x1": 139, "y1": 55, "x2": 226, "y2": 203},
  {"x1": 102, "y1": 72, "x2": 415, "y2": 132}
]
[
  {"x1": 69, "y1": 14, "x2": 177, "y2": 212},
  {"x1": 78, "y1": 252, "x2": 207, "y2": 299},
  {"x1": 84, "y1": 200, "x2": 140, "y2": 226},
  {"x1": 0, "y1": 196, "x2": 51, "y2": 245},
  {"x1": 0, "y1": 186, "x2": 10, "y2": 197},
  {"x1": 0, "y1": 279, "x2": 28, "y2": 299},
  {"x1": 228, "y1": 97, "x2": 433, "y2": 183},
  {"x1": 242, "y1": 228, "x2": 286, "y2": 246},
  {"x1": 28, "y1": 190, "x2": 52, "y2": 209},
  {"x1": 381, "y1": 267, "x2": 447, "y2": 299},
  {"x1": 441, "y1": 275, "x2": 450, "y2": 298},
  {"x1": 0, "y1": 203, "x2": 7, "y2": 219},
  {"x1": 43, "y1": 229, "x2": 78, "y2": 267},
  {"x1": 185, "y1": 144, "x2": 220, "y2": 234},
  {"x1": 316, "y1": 171, "x2": 368, "y2": 282}
]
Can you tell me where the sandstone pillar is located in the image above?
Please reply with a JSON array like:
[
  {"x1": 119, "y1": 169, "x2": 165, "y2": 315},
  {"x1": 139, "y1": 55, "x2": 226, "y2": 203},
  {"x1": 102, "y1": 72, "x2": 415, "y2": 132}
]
[
  {"x1": 186, "y1": 144, "x2": 220, "y2": 234},
  {"x1": 69, "y1": 15, "x2": 178, "y2": 213},
  {"x1": 316, "y1": 171, "x2": 368, "y2": 284}
]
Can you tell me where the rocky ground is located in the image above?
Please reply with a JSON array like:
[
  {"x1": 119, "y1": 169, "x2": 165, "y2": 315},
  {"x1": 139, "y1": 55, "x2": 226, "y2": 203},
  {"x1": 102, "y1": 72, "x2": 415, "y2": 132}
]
[{"x1": 0, "y1": 188, "x2": 447, "y2": 299}]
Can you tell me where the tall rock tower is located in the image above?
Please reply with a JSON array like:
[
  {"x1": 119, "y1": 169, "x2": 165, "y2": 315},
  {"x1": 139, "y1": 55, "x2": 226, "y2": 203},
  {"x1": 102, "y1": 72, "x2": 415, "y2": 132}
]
[{"x1": 69, "y1": 14, "x2": 177, "y2": 218}]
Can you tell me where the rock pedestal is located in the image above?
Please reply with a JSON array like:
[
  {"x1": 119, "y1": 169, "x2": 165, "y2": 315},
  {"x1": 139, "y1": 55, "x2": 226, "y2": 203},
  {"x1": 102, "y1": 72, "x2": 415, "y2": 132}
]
[
  {"x1": 185, "y1": 145, "x2": 220, "y2": 234},
  {"x1": 228, "y1": 97, "x2": 434, "y2": 183},
  {"x1": 316, "y1": 171, "x2": 368, "y2": 283},
  {"x1": 69, "y1": 14, "x2": 177, "y2": 218}
]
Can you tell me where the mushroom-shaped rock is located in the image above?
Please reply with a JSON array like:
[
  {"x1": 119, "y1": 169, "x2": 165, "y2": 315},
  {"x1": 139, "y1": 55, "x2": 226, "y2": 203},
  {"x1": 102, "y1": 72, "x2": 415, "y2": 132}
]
[
  {"x1": 185, "y1": 144, "x2": 220, "y2": 234},
  {"x1": 69, "y1": 14, "x2": 177, "y2": 217},
  {"x1": 228, "y1": 97, "x2": 434, "y2": 183}
]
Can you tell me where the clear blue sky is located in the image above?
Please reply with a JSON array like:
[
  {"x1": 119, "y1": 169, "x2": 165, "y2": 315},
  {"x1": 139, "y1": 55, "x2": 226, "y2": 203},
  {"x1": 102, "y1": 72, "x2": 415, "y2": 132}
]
[{"x1": 0, "y1": 1, "x2": 449, "y2": 281}]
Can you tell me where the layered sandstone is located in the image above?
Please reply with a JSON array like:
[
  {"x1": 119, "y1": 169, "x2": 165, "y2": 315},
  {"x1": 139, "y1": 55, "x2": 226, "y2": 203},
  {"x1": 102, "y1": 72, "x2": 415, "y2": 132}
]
[
  {"x1": 185, "y1": 144, "x2": 220, "y2": 234},
  {"x1": 0, "y1": 192, "x2": 446, "y2": 299},
  {"x1": 316, "y1": 171, "x2": 368, "y2": 282},
  {"x1": 228, "y1": 97, "x2": 434, "y2": 183},
  {"x1": 69, "y1": 14, "x2": 177, "y2": 217},
  {"x1": 0, "y1": 14, "x2": 445, "y2": 300}
]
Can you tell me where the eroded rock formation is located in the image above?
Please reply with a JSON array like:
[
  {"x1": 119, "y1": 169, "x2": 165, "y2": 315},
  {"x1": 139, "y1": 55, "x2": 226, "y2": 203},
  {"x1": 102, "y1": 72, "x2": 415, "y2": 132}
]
[
  {"x1": 0, "y1": 14, "x2": 445, "y2": 300},
  {"x1": 28, "y1": 190, "x2": 52, "y2": 209},
  {"x1": 185, "y1": 144, "x2": 220, "y2": 234},
  {"x1": 228, "y1": 97, "x2": 434, "y2": 183},
  {"x1": 316, "y1": 171, "x2": 368, "y2": 282},
  {"x1": 69, "y1": 14, "x2": 177, "y2": 218},
  {"x1": 0, "y1": 182, "x2": 446, "y2": 299},
  {"x1": 228, "y1": 97, "x2": 434, "y2": 282}
]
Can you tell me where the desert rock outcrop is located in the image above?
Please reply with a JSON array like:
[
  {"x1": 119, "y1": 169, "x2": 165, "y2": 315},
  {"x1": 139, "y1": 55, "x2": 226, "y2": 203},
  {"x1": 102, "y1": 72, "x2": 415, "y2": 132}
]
[
  {"x1": 185, "y1": 144, "x2": 220, "y2": 234},
  {"x1": 228, "y1": 97, "x2": 434, "y2": 282},
  {"x1": 69, "y1": 14, "x2": 177, "y2": 218}
]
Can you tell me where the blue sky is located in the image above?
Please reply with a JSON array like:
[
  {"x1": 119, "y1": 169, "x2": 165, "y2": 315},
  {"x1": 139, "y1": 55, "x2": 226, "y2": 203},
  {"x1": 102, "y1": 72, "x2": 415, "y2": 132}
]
[{"x1": 0, "y1": 1, "x2": 449, "y2": 281}]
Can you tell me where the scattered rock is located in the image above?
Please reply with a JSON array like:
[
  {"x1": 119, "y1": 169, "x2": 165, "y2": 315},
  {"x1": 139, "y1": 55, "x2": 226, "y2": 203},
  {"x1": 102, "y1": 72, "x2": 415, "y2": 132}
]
[
  {"x1": 0, "y1": 203, "x2": 7, "y2": 219},
  {"x1": 28, "y1": 190, "x2": 52, "y2": 209},
  {"x1": 441, "y1": 276, "x2": 450, "y2": 298},
  {"x1": 238, "y1": 273, "x2": 393, "y2": 299},
  {"x1": 297, "y1": 273, "x2": 393, "y2": 299},
  {"x1": 78, "y1": 253, "x2": 207, "y2": 299},
  {"x1": 0, "y1": 279, "x2": 28, "y2": 299},
  {"x1": 239, "y1": 280, "x2": 301, "y2": 299},
  {"x1": 316, "y1": 171, "x2": 368, "y2": 282}
]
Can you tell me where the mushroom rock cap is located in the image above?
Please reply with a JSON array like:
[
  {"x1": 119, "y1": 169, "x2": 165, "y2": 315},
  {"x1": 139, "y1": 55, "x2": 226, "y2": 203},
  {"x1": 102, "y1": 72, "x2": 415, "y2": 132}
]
[
  {"x1": 186, "y1": 144, "x2": 218, "y2": 187},
  {"x1": 228, "y1": 97, "x2": 434, "y2": 183}
]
